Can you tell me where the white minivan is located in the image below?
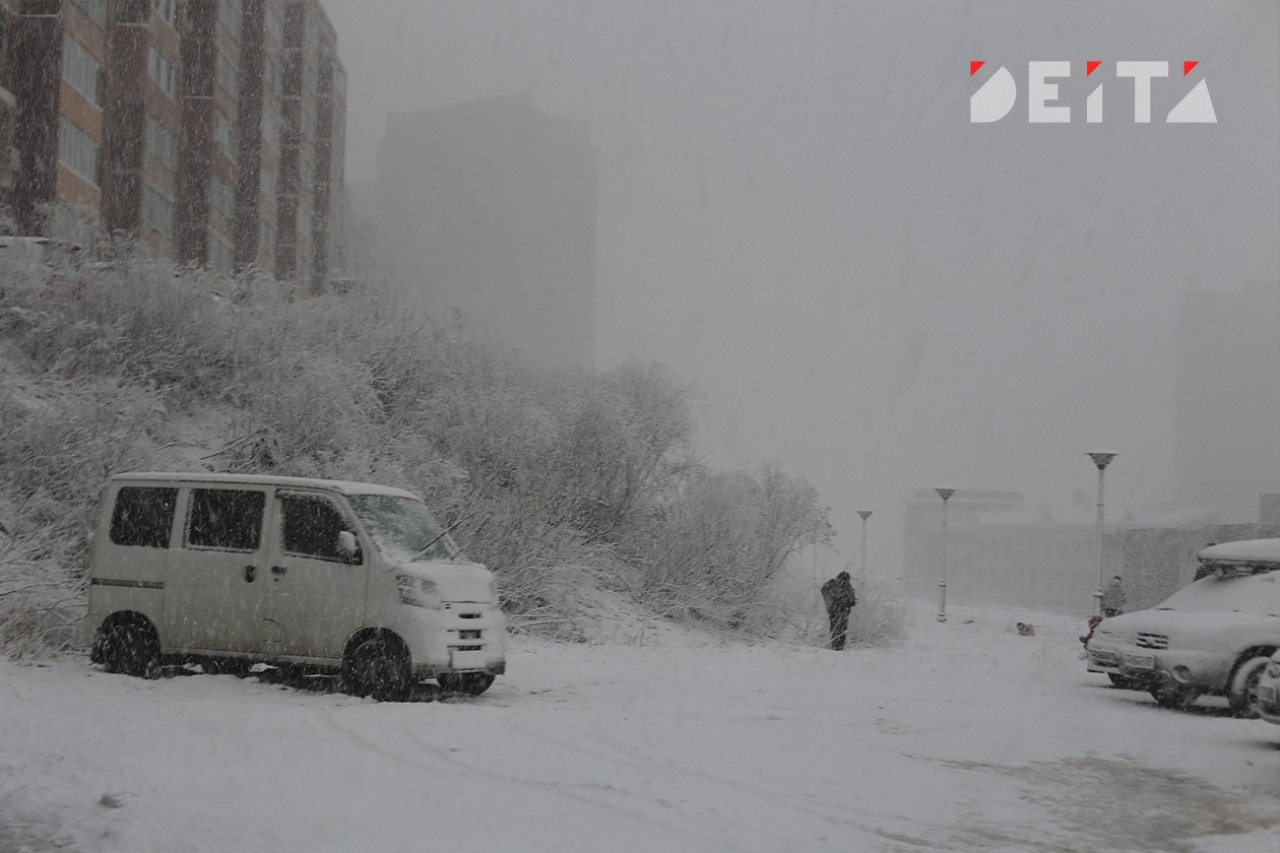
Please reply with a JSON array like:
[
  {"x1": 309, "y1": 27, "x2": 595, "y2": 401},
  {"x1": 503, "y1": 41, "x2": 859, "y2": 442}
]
[{"x1": 86, "y1": 472, "x2": 506, "y2": 699}]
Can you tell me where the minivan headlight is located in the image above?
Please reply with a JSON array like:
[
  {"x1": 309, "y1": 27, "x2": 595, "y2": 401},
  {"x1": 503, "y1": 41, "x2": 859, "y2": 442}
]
[{"x1": 396, "y1": 575, "x2": 443, "y2": 609}]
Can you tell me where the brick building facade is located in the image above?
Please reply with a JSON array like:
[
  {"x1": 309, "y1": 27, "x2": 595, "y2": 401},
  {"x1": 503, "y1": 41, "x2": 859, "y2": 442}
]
[{"x1": 0, "y1": 0, "x2": 346, "y2": 291}]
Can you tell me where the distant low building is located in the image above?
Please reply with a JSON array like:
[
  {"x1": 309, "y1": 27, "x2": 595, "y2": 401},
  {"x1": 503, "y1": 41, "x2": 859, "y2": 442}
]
[{"x1": 904, "y1": 489, "x2": 1280, "y2": 616}]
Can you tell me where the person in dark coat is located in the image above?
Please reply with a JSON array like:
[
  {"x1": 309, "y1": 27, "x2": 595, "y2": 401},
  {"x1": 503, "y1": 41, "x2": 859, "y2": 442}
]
[
  {"x1": 820, "y1": 570, "x2": 857, "y2": 650},
  {"x1": 1100, "y1": 575, "x2": 1126, "y2": 617}
]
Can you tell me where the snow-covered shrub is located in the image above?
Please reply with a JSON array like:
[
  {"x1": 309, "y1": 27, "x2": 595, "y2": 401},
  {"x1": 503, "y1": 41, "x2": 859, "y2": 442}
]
[
  {"x1": 0, "y1": 376, "x2": 176, "y2": 657},
  {"x1": 0, "y1": 246, "x2": 841, "y2": 654},
  {"x1": 618, "y1": 462, "x2": 834, "y2": 633}
]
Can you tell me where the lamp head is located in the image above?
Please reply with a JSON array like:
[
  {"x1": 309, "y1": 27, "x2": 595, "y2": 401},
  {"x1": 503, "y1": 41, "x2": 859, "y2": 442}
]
[{"x1": 1087, "y1": 451, "x2": 1117, "y2": 471}]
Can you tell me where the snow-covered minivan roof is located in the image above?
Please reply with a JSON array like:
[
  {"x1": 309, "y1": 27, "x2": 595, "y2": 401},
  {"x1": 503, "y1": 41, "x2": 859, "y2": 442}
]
[
  {"x1": 1196, "y1": 538, "x2": 1280, "y2": 567},
  {"x1": 110, "y1": 472, "x2": 420, "y2": 500}
]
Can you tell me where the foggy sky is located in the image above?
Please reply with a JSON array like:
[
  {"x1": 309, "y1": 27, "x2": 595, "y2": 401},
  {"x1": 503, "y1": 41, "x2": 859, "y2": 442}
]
[{"x1": 322, "y1": 0, "x2": 1280, "y2": 578}]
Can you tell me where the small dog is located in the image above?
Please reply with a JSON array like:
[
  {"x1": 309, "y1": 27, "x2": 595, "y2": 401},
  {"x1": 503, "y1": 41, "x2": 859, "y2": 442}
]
[{"x1": 1016, "y1": 622, "x2": 1036, "y2": 637}]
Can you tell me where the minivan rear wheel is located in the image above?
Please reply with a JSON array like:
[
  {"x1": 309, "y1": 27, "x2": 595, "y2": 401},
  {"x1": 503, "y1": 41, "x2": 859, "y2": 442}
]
[
  {"x1": 95, "y1": 617, "x2": 159, "y2": 679},
  {"x1": 343, "y1": 638, "x2": 411, "y2": 702}
]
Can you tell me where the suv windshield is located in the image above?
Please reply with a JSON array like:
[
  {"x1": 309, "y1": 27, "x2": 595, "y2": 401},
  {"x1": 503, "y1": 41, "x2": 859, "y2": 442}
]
[{"x1": 348, "y1": 494, "x2": 461, "y2": 562}]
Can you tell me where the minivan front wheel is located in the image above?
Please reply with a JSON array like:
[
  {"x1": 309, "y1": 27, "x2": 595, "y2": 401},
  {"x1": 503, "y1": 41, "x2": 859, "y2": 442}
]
[
  {"x1": 95, "y1": 617, "x2": 159, "y2": 679},
  {"x1": 343, "y1": 638, "x2": 411, "y2": 702},
  {"x1": 437, "y1": 673, "x2": 495, "y2": 697}
]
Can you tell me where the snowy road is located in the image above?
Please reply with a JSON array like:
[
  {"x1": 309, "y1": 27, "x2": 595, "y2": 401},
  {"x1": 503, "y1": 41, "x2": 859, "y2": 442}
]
[{"x1": 3, "y1": 606, "x2": 1277, "y2": 853}]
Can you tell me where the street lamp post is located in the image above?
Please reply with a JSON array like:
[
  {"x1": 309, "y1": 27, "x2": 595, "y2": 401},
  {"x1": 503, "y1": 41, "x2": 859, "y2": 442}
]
[
  {"x1": 935, "y1": 488, "x2": 955, "y2": 623},
  {"x1": 1087, "y1": 452, "x2": 1117, "y2": 617},
  {"x1": 857, "y1": 510, "x2": 872, "y2": 576}
]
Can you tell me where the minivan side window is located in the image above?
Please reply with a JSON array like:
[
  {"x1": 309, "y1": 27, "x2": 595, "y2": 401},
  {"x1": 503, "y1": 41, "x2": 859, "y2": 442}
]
[
  {"x1": 279, "y1": 493, "x2": 358, "y2": 563},
  {"x1": 185, "y1": 489, "x2": 265, "y2": 552},
  {"x1": 110, "y1": 486, "x2": 178, "y2": 548}
]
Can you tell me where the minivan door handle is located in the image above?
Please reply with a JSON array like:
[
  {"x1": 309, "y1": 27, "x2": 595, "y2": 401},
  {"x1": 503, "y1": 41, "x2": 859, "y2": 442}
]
[{"x1": 244, "y1": 565, "x2": 257, "y2": 583}]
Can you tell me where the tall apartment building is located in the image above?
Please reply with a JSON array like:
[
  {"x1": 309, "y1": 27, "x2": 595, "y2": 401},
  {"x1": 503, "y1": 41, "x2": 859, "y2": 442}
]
[
  {"x1": 374, "y1": 96, "x2": 597, "y2": 367},
  {"x1": 1174, "y1": 285, "x2": 1280, "y2": 522},
  {"x1": 1, "y1": 0, "x2": 346, "y2": 292}
]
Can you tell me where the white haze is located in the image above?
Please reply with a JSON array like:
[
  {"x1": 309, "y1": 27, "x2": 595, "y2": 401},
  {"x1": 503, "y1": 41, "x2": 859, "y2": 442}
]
[{"x1": 321, "y1": 0, "x2": 1280, "y2": 579}]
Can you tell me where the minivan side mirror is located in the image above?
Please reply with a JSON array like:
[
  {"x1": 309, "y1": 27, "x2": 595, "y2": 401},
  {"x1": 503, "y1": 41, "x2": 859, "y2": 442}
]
[{"x1": 336, "y1": 530, "x2": 361, "y2": 564}]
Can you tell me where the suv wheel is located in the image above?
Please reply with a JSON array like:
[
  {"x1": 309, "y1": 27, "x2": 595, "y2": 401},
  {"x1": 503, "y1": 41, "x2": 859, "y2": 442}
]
[
  {"x1": 1150, "y1": 684, "x2": 1199, "y2": 710},
  {"x1": 1228, "y1": 655, "x2": 1272, "y2": 718}
]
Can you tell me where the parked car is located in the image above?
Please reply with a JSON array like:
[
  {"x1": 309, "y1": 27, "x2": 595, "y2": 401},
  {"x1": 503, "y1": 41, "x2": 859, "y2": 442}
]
[
  {"x1": 1255, "y1": 650, "x2": 1280, "y2": 726},
  {"x1": 1084, "y1": 538, "x2": 1280, "y2": 715},
  {"x1": 86, "y1": 472, "x2": 507, "y2": 700}
]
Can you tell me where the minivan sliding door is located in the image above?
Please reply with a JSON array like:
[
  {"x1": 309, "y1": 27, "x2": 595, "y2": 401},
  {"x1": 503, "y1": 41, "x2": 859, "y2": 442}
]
[{"x1": 165, "y1": 487, "x2": 269, "y2": 654}]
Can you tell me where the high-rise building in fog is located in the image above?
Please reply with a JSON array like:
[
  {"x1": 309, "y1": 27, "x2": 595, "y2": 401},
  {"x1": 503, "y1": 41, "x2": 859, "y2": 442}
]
[
  {"x1": 374, "y1": 96, "x2": 596, "y2": 367},
  {"x1": 1174, "y1": 285, "x2": 1280, "y2": 521},
  {"x1": 0, "y1": 0, "x2": 347, "y2": 292}
]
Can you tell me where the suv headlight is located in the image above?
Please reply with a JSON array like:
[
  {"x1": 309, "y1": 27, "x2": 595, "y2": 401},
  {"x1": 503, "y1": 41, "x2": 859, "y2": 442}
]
[{"x1": 396, "y1": 575, "x2": 443, "y2": 609}]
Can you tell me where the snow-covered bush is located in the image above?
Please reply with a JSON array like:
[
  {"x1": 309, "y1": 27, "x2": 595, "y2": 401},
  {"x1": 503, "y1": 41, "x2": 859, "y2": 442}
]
[
  {"x1": 618, "y1": 462, "x2": 835, "y2": 634},
  {"x1": 0, "y1": 374, "x2": 177, "y2": 657},
  {"x1": 0, "y1": 247, "x2": 840, "y2": 654}
]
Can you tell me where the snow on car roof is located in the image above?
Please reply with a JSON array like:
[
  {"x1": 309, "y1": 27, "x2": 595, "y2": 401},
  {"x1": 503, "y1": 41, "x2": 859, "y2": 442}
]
[
  {"x1": 110, "y1": 472, "x2": 420, "y2": 500},
  {"x1": 1196, "y1": 538, "x2": 1280, "y2": 566}
]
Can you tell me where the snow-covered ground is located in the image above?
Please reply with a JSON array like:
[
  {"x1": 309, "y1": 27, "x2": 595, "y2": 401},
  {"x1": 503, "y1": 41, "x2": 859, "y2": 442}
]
[{"x1": 2, "y1": 603, "x2": 1277, "y2": 853}]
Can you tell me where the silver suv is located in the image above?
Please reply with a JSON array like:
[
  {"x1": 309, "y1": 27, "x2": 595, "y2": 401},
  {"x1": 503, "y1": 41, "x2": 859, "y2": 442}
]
[{"x1": 1084, "y1": 539, "x2": 1280, "y2": 715}]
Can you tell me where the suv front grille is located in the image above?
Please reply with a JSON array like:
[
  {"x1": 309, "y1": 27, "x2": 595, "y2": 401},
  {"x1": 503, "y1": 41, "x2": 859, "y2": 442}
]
[{"x1": 1135, "y1": 632, "x2": 1169, "y2": 650}]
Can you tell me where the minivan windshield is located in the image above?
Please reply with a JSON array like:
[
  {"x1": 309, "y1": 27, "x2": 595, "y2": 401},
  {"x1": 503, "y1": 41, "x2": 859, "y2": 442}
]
[{"x1": 348, "y1": 494, "x2": 461, "y2": 562}]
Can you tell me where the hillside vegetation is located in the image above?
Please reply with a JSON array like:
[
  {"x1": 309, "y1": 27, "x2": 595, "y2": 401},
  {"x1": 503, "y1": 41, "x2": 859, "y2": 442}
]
[{"x1": 0, "y1": 245, "x2": 852, "y2": 655}]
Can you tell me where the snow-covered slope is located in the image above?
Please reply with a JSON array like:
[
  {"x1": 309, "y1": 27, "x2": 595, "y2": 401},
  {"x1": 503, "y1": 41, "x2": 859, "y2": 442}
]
[{"x1": 2, "y1": 604, "x2": 1276, "y2": 852}]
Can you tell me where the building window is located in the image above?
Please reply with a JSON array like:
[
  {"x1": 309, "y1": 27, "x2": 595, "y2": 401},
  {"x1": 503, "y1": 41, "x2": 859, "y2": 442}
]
[
  {"x1": 145, "y1": 113, "x2": 176, "y2": 171},
  {"x1": 151, "y1": 0, "x2": 180, "y2": 31},
  {"x1": 260, "y1": 218, "x2": 275, "y2": 258},
  {"x1": 62, "y1": 34, "x2": 103, "y2": 107},
  {"x1": 215, "y1": 46, "x2": 237, "y2": 96},
  {"x1": 260, "y1": 159, "x2": 277, "y2": 202},
  {"x1": 264, "y1": 57, "x2": 282, "y2": 98},
  {"x1": 58, "y1": 117, "x2": 99, "y2": 185},
  {"x1": 213, "y1": 111, "x2": 235, "y2": 162},
  {"x1": 148, "y1": 45, "x2": 178, "y2": 100},
  {"x1": 218, "y1": 0, "x2": 241, "y2": 42},
  {"x1": 265, "y1": 3, "x2": 283, "y2": 43},
  {"x1": 208, "y1": 229, "x2": 233, "y2": 276},
  {"x1": 261, "y1": 107, "x2": 280, "y2": 152},
  {"x1": 73, "y1": 0, "x2": 107, "y2": 28},
  {"x1": 210, "y1": 173, "x2": 234, "y2": 219},
  {"x1": 143, "y1": 182, "x2": 174, "y2": 236}
]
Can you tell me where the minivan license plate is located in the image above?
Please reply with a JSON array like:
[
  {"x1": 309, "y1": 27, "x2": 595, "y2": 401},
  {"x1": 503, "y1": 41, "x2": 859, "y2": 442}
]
[{"x1": 1124, "y1": 654, "x2": 1156, "y2": 670}]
